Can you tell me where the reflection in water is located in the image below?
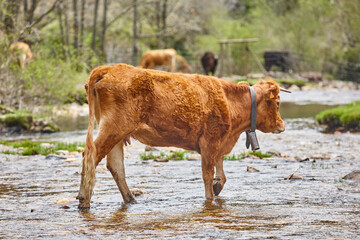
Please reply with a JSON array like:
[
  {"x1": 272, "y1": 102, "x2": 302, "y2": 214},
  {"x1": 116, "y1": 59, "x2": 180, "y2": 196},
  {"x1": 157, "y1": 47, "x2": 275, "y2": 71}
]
[{"x1": 280, "y1": 102, "x2": 338, "y2": 119}]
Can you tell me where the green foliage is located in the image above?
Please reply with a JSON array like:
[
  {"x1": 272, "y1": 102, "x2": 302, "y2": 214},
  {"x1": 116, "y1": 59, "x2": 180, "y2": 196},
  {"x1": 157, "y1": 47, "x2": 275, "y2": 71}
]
[
  {"x1": 19, "y1": 56, "x2": 88, "y2": 105},
  {"x1": 235, "y1": 78, "x2": 306, "y2": 87},
  {"x1": 0, "y1": 110, "x2": 33, "y2": 130},
  {"x1": 316, "y1": 101, "x2": 360, "y2": 132},
  {"x1": 0, "y1": 140, "x2": 84, "y2": 156},
  {"x1": 224, "y1": 153, "x2": 244, "y2": 161},
  {"x1": 140, "y1": 150, "x2": 190, "y2": 161},
  {"x1": 224, "y1": 151, "x2": 273, "y2": 161}
]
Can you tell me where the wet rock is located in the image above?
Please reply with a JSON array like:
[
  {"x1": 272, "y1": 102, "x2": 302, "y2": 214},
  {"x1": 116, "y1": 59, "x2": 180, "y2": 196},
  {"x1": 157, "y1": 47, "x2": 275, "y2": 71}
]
[
  {"x1": 284, "y1": 173, "x2": 304, "y2": 180},
  {"x1": 154, "y1": 157, "x2": 169, "y2": 162},
  {"x1": 65, "y1": 157, "x2": 77, "y2": 162},
  {"x1": 130, "y1": 188, "x2": 147, "y2": 196},
  {"x1": 247, "y1": 165, "x2": 260, "y2": 172},
  {"x1": 45, "y1": 154, "x2": 66, "y2": 160},
  {"x1": 153, "y1": 163, "x2": 164, "y2": 167},
  {"x1": 40, "y1": 143, "x2": 52, "y2": 148},
  {"x1": 56, "y1": 150, "x2": 69, "y2": 155},
  {"x1": 145, "y1": 146, "x2": 158, "y2": 152},
  {"x1": 77, "y1": 146, "x2": 84, "y2": 152},
  {"x1": 342, "y1": 170, "x2": 360, "y2": 180},
  {"x1": 288, "y1": 84, "x2": 301, "y2": 92},
  {"x1": 297, "y1": 157, "x2": 310, "y2": 162},
  {"x1": 56, "y1": 198, "x2": 72, "y2": 204},
  {"x1": 188, "y1": 154, "x2": 200, "y2": 160}
]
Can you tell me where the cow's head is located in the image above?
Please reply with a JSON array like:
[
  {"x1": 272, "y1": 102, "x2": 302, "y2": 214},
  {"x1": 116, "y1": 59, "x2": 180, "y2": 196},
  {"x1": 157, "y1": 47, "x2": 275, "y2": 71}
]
[{"x1": 254, "y1": 79, "x2": 289, "y2": 134}]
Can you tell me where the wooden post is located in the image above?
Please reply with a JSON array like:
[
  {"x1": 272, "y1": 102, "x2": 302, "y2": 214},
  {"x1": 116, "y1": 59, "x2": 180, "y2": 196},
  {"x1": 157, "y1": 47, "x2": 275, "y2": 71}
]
[
  {"x1": 226, "y1": 43, "x2": 232, "y2": 76},
  {"x1": 219, "y1": 43, "x2": 224, "y2": 77},
  {"x1": 245, "y1": 43, "x2": 249, "y2": 75}
]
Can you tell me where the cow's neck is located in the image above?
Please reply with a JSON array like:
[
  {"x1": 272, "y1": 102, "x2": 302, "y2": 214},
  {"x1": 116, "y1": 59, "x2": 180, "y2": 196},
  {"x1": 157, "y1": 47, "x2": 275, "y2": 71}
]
[{"x1": 226, "y1": 84, "x2": 258, "y2": 134}]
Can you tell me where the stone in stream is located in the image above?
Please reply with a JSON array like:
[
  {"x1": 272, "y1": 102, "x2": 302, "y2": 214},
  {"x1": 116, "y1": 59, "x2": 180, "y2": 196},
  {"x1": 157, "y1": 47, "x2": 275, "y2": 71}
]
[
  {"x1": 247, "y1": 165, "x2": 260, "y2": 172},
  {"x1": 342, "y1": 170, "x2": 360, "y2": 180}
]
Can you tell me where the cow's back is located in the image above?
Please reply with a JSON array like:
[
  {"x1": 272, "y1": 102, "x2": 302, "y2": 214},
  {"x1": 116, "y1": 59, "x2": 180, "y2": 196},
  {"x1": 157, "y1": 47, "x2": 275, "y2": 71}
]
[{"x1": 93, "y1": 64, "x2": 230, "y2": 150}]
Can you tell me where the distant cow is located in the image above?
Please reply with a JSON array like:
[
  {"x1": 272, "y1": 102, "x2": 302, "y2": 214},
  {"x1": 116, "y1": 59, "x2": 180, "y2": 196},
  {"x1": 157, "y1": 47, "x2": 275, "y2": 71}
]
[
  {"x1": 7, "y1": 42, "x2": 34, "y2": 69},
  {"x1": 78, "y1": 63, "x2": 289, "y2": 209},
  {"x1": 139, "y1": 48, "x2": 177, "y2": 72},
  {"x1": 176, "y1": 55, "x2": 192, "y2": 73},
  {"x1": 264, "y1": 51, "x2": 292, "y2": 72},
  {"x1": 201, "y1": 52, "x2": 218, "y2": 75}
]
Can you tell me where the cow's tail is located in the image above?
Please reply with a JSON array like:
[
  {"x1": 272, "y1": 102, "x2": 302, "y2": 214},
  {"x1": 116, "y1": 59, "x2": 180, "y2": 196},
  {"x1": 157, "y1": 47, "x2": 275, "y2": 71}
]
[{"x1": 79, "y1": 68, "x2": 102, "y2": 206}]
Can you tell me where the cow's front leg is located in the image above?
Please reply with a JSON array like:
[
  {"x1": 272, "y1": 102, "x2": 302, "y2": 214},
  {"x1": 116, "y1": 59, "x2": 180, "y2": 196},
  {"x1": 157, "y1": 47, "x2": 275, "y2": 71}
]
[
  {"x1": 213, "y1": 156, "x2": 226, "y2": 196},
  {"x1": 107, "y1": 141, "x2": 135, "y2": 204},
  {"x1": 201, "y1": 156, "x2": 215, "y2": 199}
]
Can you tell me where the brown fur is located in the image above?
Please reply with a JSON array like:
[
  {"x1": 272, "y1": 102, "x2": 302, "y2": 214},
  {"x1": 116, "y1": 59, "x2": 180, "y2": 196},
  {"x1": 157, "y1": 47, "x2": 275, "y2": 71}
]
[
  {"x1": 175, "y1": 55, "x2": 192, "y2": 73},
  {"x1": 8, "y1": 42, "x2": 34, "y2": 69},
  {"x1": 139, "y1": 48, "x2": 177, "y2": 72},
  {"x1": 78, "y1": 63, "x2": 285, "y2": 208}
]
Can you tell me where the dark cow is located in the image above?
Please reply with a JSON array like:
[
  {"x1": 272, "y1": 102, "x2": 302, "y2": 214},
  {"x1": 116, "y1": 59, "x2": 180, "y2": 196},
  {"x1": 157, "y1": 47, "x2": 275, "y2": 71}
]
[
  {"x1": 264, "y1": 51, "x2": 292, "y2": 72},
  {"x1": 201, "y1": 52, "x2": 218, "y2": 76}
]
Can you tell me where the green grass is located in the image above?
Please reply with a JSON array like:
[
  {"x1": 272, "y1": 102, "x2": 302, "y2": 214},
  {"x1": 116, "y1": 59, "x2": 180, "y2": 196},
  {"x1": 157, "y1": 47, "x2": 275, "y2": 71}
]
[
  {"x1": 140, "y1": 150, "x2": 190, "y2": 161},
  {"x1": 224, "y1": 151, "x2": 273, "y2": 161},
  {"x1": 140, "y1": 150, "x2": 274, "y2": 161},
  {"x1": 0, "y1": 140, "x2": 84, "y2": 156},
  {"x1": 316, "y1": 101, "x2": 360, "y2": 132},
  {"x1": 235, "y1": 78, "x2": 307, "y2": 87}
]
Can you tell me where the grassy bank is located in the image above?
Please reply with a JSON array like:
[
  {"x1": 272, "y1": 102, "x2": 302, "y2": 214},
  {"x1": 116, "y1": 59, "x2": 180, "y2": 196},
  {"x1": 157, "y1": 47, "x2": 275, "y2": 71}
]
[
  {"x1": 316, "y1": 101, "x2": 360, "y2": 132},
  {"x1": 0, "y1": 140, "x2": 84, "y2": 156},
  {"x1": 235, "y1": 78, "x2": 308, "y2": 88},
  {"x1": 0, "y1": 105, "x2": 59, "y2": 133}
]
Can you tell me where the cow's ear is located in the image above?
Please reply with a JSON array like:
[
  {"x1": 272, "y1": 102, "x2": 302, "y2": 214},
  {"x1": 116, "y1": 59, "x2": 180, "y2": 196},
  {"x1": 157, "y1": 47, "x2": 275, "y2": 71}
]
[{"x1": 267, "y1": 82, "x2": 279, "y2": 100}]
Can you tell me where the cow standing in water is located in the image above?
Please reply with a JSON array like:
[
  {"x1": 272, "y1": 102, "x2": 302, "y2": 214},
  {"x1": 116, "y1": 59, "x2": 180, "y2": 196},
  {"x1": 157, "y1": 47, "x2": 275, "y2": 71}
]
[
  {"x1": 78, "y1": 64, "x2": 288, "y2": 209},
  {"x1": 201, "y1": 52, "x2": 218, "y2": 76}
]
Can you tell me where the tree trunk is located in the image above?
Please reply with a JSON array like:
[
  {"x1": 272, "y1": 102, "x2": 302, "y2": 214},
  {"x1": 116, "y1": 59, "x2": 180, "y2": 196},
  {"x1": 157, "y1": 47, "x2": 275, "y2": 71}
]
[
  {"x1": 73, "y1": 0, "x2": 79, "y2": 55},
  {"x1": 161, "y1": 0, "x2": 167, "y2": 48},
  {"x1": 155, "y1": 0, "x2": 161, "y2": 48},
  {"x1": 100, "y1": 0, "x2": 108, "y2": 58},
  {"x1": 132, "y1": 0, "x2": 138, "y2": 66},
  {"x1": 64, "y1": 0, "x2": 70, "y2": 46},
  {"x1": 3, "y1": 0, "x2": 21, "y2": 40},
  {"x1": 79, "y1": 0, "x2": 86, "y2": 54},
  {"x1": 91, "y1": 0, "x2": 100, "y2": 51},
  {"x1": 24, "y1": 0, "x2": 38, "y2": 25},
  {"x1": 57, "y1": 0, "x2": 66, "y2": 56}
]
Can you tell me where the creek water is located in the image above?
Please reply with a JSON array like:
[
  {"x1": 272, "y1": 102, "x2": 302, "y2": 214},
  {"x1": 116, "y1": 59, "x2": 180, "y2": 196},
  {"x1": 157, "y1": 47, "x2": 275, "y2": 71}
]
[{"x1": 0, "y1": 90, "x2": 359, "y2": 239}]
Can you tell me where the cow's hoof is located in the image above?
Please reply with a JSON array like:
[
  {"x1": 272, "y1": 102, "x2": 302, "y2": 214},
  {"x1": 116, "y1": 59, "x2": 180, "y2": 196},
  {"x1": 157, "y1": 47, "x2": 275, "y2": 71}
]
[
  {"x1": 213, "y1": 181, "x2": 223, "y2": 196},
  {"x1": 78, "y1": 201, "x2": 90, "y2": 209}
]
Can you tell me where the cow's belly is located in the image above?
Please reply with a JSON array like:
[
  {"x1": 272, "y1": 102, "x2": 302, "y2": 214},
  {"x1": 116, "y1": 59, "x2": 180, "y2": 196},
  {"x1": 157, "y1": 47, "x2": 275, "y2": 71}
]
[{"x1": 132, "y1": 124, "x2": 199, "y2": 152}]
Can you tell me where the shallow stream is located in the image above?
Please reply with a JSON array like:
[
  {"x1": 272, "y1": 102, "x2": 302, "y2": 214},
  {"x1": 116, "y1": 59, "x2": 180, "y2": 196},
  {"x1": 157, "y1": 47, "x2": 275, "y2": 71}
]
[{"x1": 0, "y1": 90, "x2": 359, "y2": 239}]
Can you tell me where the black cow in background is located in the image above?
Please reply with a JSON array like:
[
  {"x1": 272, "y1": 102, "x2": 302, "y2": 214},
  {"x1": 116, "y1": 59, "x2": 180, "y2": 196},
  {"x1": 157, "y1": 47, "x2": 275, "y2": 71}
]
[
  {"x1": 264, "y1": 51, "x2": 293, "y2": 72},
  {"x1": 201, "y1": 52, "x2": 218, "y2": 75}
]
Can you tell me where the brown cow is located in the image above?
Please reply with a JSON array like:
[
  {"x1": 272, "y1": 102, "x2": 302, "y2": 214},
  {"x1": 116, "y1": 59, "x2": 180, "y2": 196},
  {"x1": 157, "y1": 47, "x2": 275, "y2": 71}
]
[
  {"x1": 139, "y1": 48, "x2": 177, "y2": 72},
  {"x1": 7, "y1": 42, "x2": 34, "y2": 69},
  {"x1": 175, "y1": 55, "x2": 192, "y2": 73},
  {"x1": 78, "y1": 63, "x2": 287, "y2": 209}
]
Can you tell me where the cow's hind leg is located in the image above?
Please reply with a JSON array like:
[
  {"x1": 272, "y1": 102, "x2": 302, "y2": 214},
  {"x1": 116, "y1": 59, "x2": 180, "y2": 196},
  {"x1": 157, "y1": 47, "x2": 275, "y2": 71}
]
[
  {"x1": 78, "y1": 127, "x2": 123, "y2": 209},
  {"x1": 213, "y1": 156, "x2": 226, "y2": 196},
  {"x1": 107, "y1": 141, "x2": 135, "y2": 204}
]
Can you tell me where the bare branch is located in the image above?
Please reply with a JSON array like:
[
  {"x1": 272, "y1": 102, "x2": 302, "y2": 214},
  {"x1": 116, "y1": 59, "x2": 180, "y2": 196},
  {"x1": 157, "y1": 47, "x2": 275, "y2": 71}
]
[{"x1": 19, "y1": 0, "x2": 58, "y2": 37}]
